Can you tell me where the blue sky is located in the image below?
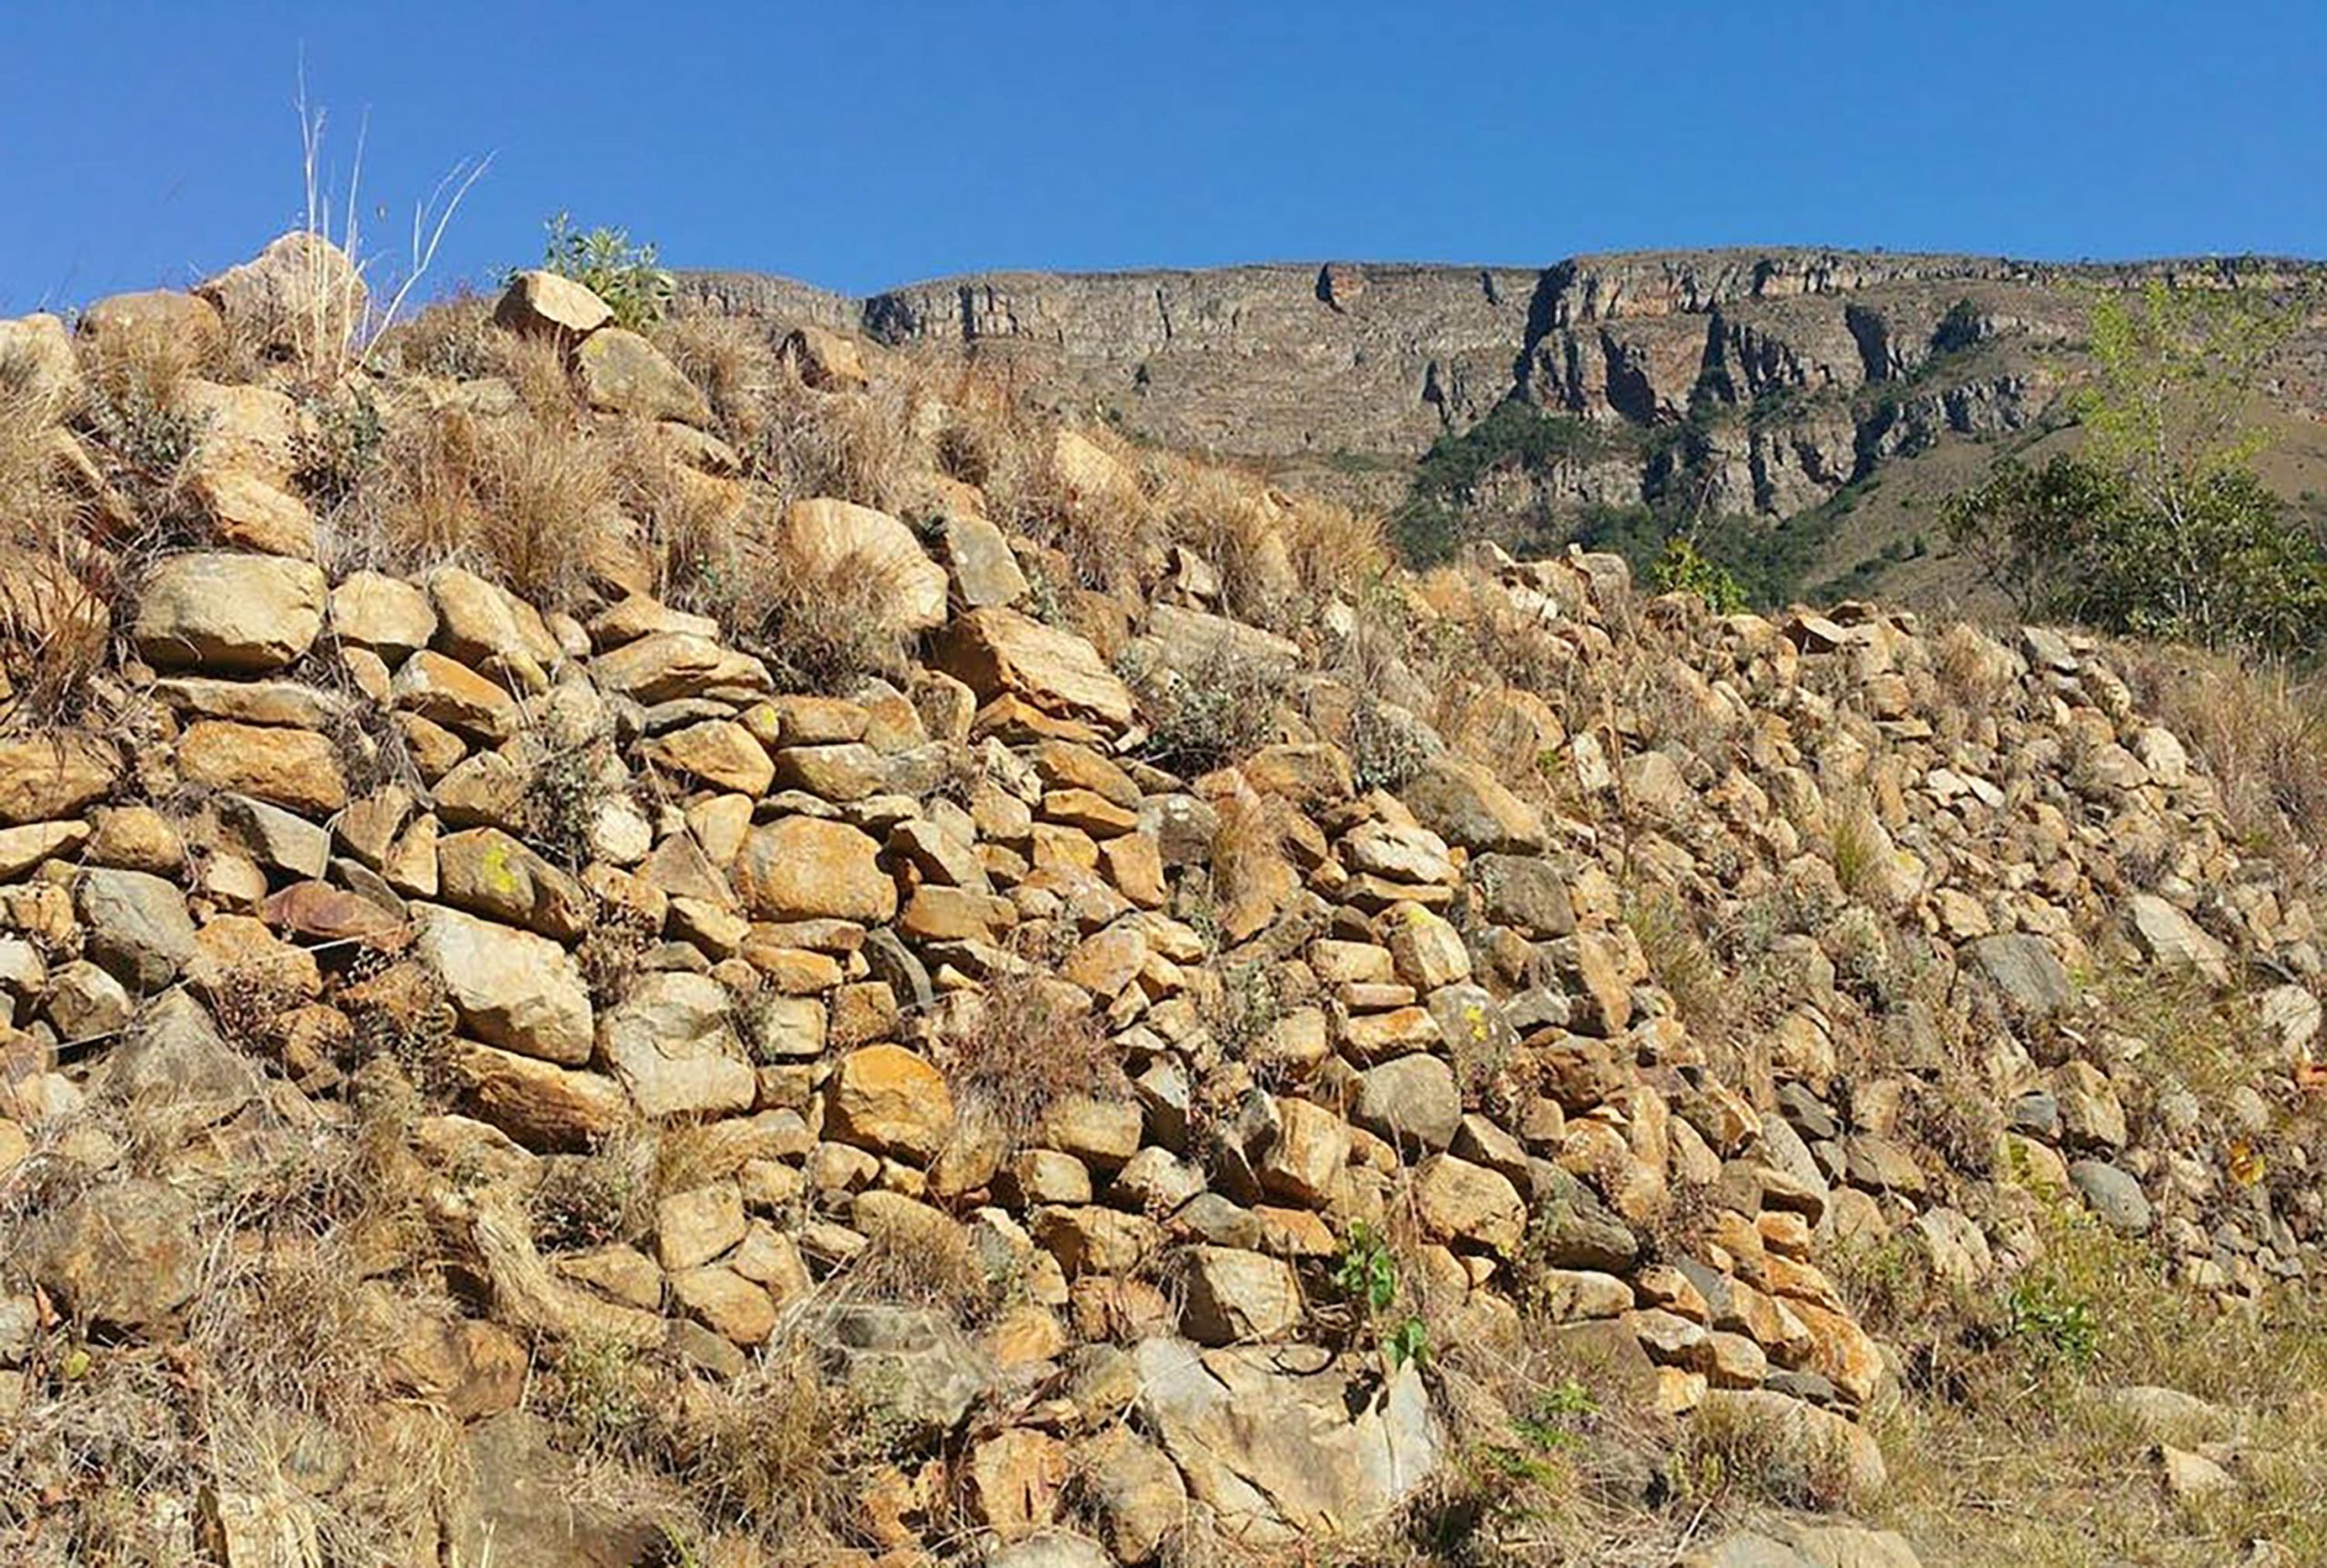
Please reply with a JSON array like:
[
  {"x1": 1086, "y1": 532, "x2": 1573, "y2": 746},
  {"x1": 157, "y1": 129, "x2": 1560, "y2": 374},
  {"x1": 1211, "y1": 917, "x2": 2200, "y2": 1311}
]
[{"x1": 4, "y1": 0, "x2": 2323, "y2": 313}]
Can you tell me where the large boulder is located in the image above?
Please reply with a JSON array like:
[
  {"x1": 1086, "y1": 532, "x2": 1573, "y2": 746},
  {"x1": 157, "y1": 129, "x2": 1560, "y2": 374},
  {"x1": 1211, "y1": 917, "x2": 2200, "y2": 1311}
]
[
  {"x1": 196, "y1": 232, "x2": 366, "y2": 361},
  {"x1": 778, "y1": 498, "x2": 949, "y2": 631},
  {"x1": 734, "y1": 817, "x2": 895, "y2": 923},
  {"x1": 133, "y1": 553, "x2": 326, "y2": 674},
  {"x1": 412, "y1": 904, "x2": 594, "y2": 1065},
  {"x1": 933, "y1": 608, "x2": 1135, "y2": 729},
  {"x1": 597, "y1": 973, "x2": 755, "y2": 1118},
  {"x1": 574, "y1": 326, "x2": 712, "y2": 424},
  {"x1": 1132, "y1": 1338, "x2": 1438, "y2": 1545}
]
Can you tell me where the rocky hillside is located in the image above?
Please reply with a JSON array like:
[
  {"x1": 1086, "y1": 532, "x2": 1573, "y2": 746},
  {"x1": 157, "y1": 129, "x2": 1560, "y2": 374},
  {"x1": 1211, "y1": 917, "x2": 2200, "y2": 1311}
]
[
  {"x1": 683, "y1": 251, "x2": 2327, "y2": 604},
  {"x1": 0, "y1": 236, "x2": 2322, "y2": 1568}
]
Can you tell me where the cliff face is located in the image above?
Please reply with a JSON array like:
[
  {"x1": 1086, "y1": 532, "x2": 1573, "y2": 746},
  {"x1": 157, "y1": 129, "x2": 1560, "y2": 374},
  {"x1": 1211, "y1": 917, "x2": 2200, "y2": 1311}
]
[{"x1": 679, "y1": 247, "x2": 2317, "y2": 479}]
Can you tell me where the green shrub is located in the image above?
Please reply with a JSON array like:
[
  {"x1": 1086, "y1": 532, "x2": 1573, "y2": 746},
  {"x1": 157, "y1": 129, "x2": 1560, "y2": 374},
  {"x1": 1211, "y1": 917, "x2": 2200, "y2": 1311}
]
[
  {"x1": 1649, "y1": 534, "x2": 1747, "y2": 611},
  {"x1": 536, "y1": 211, "x2": 674, "y2": 330}
]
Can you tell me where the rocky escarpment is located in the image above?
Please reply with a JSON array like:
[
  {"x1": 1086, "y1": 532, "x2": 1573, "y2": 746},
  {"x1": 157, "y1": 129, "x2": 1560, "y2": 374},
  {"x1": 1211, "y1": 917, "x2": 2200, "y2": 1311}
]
[
  {"x1": 684, "y1": 250, "x2": 2327, "y2": 535},
  {"x1": 3, "y1": 242, "x2": 2323, "y2": 1568}
]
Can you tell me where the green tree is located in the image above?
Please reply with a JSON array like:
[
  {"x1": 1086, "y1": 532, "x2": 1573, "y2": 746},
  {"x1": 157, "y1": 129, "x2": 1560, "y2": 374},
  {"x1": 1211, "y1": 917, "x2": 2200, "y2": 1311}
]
[{"x1": 1942, "y1": 281, "x2": 2326, "y2": 654}]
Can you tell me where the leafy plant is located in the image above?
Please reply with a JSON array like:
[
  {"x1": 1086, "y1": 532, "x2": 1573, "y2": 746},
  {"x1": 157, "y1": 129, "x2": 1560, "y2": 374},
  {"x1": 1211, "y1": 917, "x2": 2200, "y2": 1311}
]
[
  {"x1": 1333, "y1": 1221, "x2": 1401, "y2": 1314},
  {"x1": 1332, "y1": 1222, "x2": 1429, "y2": 1368},
  {"x1": 2005, "y1": 1275, "x2": 2099, "y2": 1368},
  {"x1": 1648, "y1": 534, "x2": 1747, "y2": 613},
  {"x1": 536, "y1": 211, "x2": 674, "y2": 330}
]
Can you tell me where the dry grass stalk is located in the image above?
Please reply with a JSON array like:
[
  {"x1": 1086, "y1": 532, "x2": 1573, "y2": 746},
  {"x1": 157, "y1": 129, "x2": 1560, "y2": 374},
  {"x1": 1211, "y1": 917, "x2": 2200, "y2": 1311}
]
[
  {"x1": 2117, "y1": 640, "x2": 2327, "y2": 889},
  {"x1": 934, "y1": 961, "x2": 1120, "y2": 1151}
]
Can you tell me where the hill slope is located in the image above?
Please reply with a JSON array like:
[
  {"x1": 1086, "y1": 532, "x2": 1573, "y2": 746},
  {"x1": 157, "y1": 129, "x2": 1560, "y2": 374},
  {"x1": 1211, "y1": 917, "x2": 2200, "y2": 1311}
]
[{"x1": 0, "y1": 238, "x2": 2322, "y2": 1568}]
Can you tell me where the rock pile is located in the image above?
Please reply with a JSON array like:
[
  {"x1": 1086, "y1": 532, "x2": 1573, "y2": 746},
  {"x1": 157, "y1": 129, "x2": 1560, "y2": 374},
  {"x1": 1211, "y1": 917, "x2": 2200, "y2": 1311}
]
[{"x1": 1, "y1": 242, "x2": 2319, "y2": 1568}]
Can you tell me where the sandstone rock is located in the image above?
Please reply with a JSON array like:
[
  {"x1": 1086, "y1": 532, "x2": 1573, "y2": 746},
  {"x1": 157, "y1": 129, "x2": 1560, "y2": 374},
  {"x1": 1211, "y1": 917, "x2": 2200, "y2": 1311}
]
[
  {"x1": 177, "y1": 720, "x2": 347, "y2": 815},
  {"x1": 78, "y1": 288, "x2": 223, "y2": 367},
  {"x1": 0, "y1": 734, "x2": 116, "y2": 824},
  {"x1": 332, "y1": 571, "x2": 439, "y2": 658},
  {"x1": 437, "y1": 828, "x2": 590, "y2": 941},
  {"x1": 826, "y1": 1044, "x2": 955, "y2": 1163},
  {"x1": 427, "y1": 566, "x2": 562, "y2": 689},
  {"x1": 75, "y1": 867, "x2": 197, "y2": 992},
  {"x1": 942, "y1": 513, "x2": 1028, "y2": 607},
  {"x1": 413, "y1": 904, "x2": 594, "y2": 1065},
  {"x1": 2126, "y1": 893, "x2": 2231, "y2": 984},
  {"x1": 1132, "y1": 1337, "x2": 1437, "y2": 1545},
  {"x1": 782, "y1": 324, "x2": 867, "y2": 388},
  {"x1": 644, "y1": 719, "x2": 774, "y2": 795},
  {"x1": 29, "y1": 1179, "x2": 199, "y2": 1337},
  {"x1": 392, "y1": 650, "x2": 520, "y2": 742},
  {"x1": 189, "y1": 467, "x2": 316, "y2": 557},
  {"x1": 779, "y1": 498, "x2": 949, "y2": 630},
  {"x1": 494, "y1": 269, "x2": 614, "y2": 337},
  {"x1": 451, "y1": 1042, "x2": 629, "y2": 1153},
  {"x1": 1181, "y1": 1246, "x2": 1303, "y2": 1344},
  {"x1": 735, "y1": 816, "x2": 895, "y2": 923},
  {"x1": 195, "y1": 231, "x2": 365, "y2": 358},
  {"x1": 0, "y1": 819, "x2": 88, "y2": 880},
  {"x1": 575, "y1": 326, "x2": 710, "y2": 424},
  {"x1": 591, "y1": 632, "x2": 771, "y2": 704},
  {"x1": 0, "y1": 312, "x2": 81, "y2": 414},
  {"x1": 934, "y1": 608, "x2": 1135, "y2": 729},
  {"x1": 134, "y1": 553, "x2": 325, "y2": 674},
  {"x1": 1401, "y1": 757, "x2": 1545, "y2": 853},
  {"x1": 819, "y1": 1302, "x2": 993, "y2": 1443},
  {"x1": 1350, "y1": 1053, "x2": 1463, "y2": 1153},
  {"x1": 1413, "y1": 1154, "x2": 1526, "y2": 1253},
  {"x1": 598, "y1": 973, "x2": 756, "y2": 1118}
]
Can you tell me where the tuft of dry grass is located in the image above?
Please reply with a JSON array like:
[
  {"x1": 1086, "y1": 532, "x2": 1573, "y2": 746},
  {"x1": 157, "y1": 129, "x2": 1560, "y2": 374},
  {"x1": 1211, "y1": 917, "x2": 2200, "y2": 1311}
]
[
  {"x1": 0, "y1": 358, "x2": 115, "y2": 731},
  {"x1": 2117, "y1": 641, "x2": 2327, "y2": 890},
  {"x1": 669, "y1": 527, "x2": 924, "y2": 695},
  {"x1": 323, "y1": 403, "x2": 624, "y2": 610},
  {"x1": 652, "y1": 315, "x2": 782, "y2": 448},
  {"x1": 934, "y1": 960, "x2": 1120, "y2": 1151}
]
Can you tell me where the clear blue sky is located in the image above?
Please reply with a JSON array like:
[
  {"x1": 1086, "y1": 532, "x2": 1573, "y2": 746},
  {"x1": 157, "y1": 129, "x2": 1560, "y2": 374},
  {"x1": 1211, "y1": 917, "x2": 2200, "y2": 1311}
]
[{"x1": 5, "y1": 0, "x2": 2323, "y2": 314}]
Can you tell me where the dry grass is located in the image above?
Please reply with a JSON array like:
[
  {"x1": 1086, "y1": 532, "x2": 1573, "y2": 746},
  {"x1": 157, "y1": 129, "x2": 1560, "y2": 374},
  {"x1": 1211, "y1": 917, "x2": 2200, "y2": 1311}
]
[
  {"x1": 324, "y1": 403, "x2": 624, "y2": 609},
  {"x1": 0, "y1": 358, "x2": 114, "y2": 731},
  {"x1": 2117, "y1": 641, "x2": 2327, "y2": 890},
  {"x1": 934, "y1": 961, "x2": 1119, "y2": 1150},
  {"x1": 1862, "y1": 1199, "x2": 2327, "y2": 1568},
  {"x1": 669, "y1": 527, "x2": 924, "y2": 695},
  {"x1": 745, "y1": 362, "x2": 929, "y2": 516},
  {"x1": 652, "y1": 315, "x2": 782, "y2": 448},
  {"x1": 844, "y1": 1200, "x2": 1000, "y2": 1323},
  {"x1": 0, "y1": 1092, "x2": 460, "y2": 1567}
]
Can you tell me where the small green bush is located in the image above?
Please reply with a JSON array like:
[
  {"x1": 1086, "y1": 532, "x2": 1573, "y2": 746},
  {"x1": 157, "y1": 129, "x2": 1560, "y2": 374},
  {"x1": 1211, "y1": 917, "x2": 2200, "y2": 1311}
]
[{"x1": 536, "y1": 211, "x2": 674, "y2": 330}]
